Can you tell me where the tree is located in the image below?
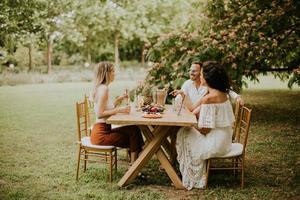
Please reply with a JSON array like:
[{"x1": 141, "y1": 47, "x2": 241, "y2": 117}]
[
  {"x1": 122, "y1": 0, "x2": 205, "y2": 65},
  {"x1": 69, "y1": 0, "x2": 109, "y2": 65},
  {"x1": 0, "y1": 0, "x2": 43, "y2": 70},
  {"x1": 203, "y1": 0, "x2": 300, "y2": 89},
  {"x1": 67, "y1": 0, "x2": 141, "y2": 67},
  {"x1": 35, "y1": 0, "x2": 73, "y2": 74},
  {"x1": 1, "y1": 0, "x2": 206, "y2": 71},
  {"x1": 19, "y1": 33, "x2": 38, "y2": 71},
  {"x1": 145, "y1": 0, "x2": 300, "y2": 92}
]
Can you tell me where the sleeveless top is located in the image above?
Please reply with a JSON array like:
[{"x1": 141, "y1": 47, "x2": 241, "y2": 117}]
[{"x1": 94, "y1": 91, "x2": 115, "y2": 123}]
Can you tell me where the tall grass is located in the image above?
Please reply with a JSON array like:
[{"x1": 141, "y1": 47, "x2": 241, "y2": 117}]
[
  {"x1": 0, "y1": 64, "x2": 147, "y2": 86},
  {"x1": 0, "y1": 82, "x2": 299, "y2": 199}
]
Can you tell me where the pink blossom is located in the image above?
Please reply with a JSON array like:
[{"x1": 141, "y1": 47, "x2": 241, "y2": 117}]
[
  {"x1": 232, "y1": 63, "x2": 238, "y2": 69},
  {"x1": 229, "y1": 32, "x2": 237, "y2": 39}
]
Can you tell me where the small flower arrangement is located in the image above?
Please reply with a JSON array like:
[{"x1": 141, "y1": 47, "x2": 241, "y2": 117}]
[{"x1": 135, "y1": 82, "x2": 153, "y2": 105}]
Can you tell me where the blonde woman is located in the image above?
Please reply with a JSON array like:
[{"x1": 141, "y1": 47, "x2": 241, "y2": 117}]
[{"x1": 91, "y1": 61, "x2": 144, "y2": 164}]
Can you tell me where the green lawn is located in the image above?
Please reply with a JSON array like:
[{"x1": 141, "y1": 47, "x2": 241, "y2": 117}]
[{"x1": 0, "y1": 82, "x2": 299, "y2": 199}]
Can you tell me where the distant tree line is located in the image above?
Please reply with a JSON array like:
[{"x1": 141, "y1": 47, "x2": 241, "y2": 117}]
[
  {"x1": 1, "y1": 0, "x2": 299, "y2": 88},
  {"x1": 0, "y1": 0, "x2": 203, "y2": 73}
]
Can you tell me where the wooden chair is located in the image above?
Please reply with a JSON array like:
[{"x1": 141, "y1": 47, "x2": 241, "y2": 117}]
[
  {"x1": 84, "y1": 95, "x2": 131, "y2": 162},
  {"x1": 232, "y1": 99, "x2": 242, "y2": 142},
  {"x1": 84, "y1": 94, "x2": 95, "y2": 135},
  {"x1": 75, "y1": 100, "x2": 117, "y2": 182},
  {"x1": 205, "y1": 106, "x2": 252, "y2": 188}
]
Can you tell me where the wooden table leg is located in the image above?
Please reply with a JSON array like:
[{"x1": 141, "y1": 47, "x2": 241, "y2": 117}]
[
  {"x1": 149, "y1": 126, "x2": 172, "y2": 158},
  {"x1": 117, "y1": 126, "x2": 170, "y2": 187},
  {"x1": 170, "y1": 131, "x2": 178, "y2": 165},
  {"x1": 140, "y1": 126, "x2": 184, "y2": 189},
  {"x1": 161, "y1": 137, "x2": 171, "y2": 157},
  {"x1": 145, "y1": 126, "x2": 177, "y2": 163}
]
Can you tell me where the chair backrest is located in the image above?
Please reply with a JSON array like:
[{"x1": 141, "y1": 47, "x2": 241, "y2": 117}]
[
  {"x1": 235, "y1": 106, "x2": 252, "y2": 154},
  {"x1": 232, "y1": 99, "x2": 242, "y2": 141},
  {"x1": 84, "y1": 94, "x2": 95, "y2": 131},
  {"x1": 76, "y1": 100, "x2": 89, "y2": 142}
]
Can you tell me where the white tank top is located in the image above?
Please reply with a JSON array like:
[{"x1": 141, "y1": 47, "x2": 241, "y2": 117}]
[{"x1": 94, "y1": 94, "x2": 115, "y2": 123}]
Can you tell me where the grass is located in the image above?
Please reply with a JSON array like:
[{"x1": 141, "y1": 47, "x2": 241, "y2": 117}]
[{"x1": 0, "y1": 81, "x2": 299, "y2": 199}]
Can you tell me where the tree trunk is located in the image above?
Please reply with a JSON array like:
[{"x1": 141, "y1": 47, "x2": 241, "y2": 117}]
[
  {"x1": 47, "y1": 36, "x2": 53, "y2": 74},
  {"x1": 85, "y1": 35, "x2": 91, "y2": 66},
  {"x1": 114, "y1": 32, "x2": 120, "y2": 69},
  {"x1": 28, "y1": 43, "x2": 32, "y2": 72},
  {"x1": 141, "y1": 43, "x2": 145, "y2": 66},
  {"x1": 87, "y1": 48, "x2": 91, "y2": 64}
]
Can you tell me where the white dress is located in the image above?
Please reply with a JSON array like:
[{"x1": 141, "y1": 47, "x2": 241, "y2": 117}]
[{"x1": 176, "y1": 100, "x2": 235, "y2": 190}]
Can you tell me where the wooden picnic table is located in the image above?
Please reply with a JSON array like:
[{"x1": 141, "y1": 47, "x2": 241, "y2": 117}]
[{"x1": 106, "y1": 104, "x2": 197, "y2": 189}]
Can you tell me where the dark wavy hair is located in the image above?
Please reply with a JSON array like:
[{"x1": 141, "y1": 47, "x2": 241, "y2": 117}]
[{"x1": 202, "y1": 61, "x2": 230, "y2": 93}]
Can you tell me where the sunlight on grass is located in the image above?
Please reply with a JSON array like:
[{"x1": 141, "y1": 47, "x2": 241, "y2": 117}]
[
  {"x1": 245, "y1": 74, "x2": 300, "y2": 90},
  {"x1": 0, "y1": 82, "x2": 299, "y2": 199}
]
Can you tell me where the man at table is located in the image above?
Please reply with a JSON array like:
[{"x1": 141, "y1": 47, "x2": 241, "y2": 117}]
[{"x1": 173, "y1": 62, "x2": 243, "y2": 115}]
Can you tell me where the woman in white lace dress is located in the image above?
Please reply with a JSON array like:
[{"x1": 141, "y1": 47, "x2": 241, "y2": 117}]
[{"x1": 175, "y1": 61, "x2": 235, "y2": 190}]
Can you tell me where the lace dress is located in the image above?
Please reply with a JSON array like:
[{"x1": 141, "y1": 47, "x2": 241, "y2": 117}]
[{"x1": 176, "y1": 100, "x2": 235, "y2": 190}]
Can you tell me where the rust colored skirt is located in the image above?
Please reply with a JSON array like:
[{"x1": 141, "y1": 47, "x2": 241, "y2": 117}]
[{"x1": 91, "y1": 123, "x2": 144, "y2": 153}]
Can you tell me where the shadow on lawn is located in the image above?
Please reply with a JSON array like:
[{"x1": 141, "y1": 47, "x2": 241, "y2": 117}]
[{"x1": 249, "y1": 103, "x2": 300, "y2": 125}]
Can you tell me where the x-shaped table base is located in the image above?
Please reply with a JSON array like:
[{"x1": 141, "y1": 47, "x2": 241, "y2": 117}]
[{"x1": 117, "y1": 125, "x2": 184, "y2": 189}]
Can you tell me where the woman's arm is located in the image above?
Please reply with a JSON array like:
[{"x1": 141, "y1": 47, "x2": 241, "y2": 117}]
[
  {"x1": 96, "y1": 87, "x2": 130, "y2": 118},
  {"x1": 228, "y1": 90, "x2": 244, "y2": 106},
  {"x1": 113, "y1": 94, "x2": 128, "y2": 107},
  {"x1": 192, "y1": 106, "x2": 200, "y2": 119},
  {"x1": 194, "y1": 96, "x2": 213, "y2": 135},
  {"x1": 182, "y1": 93, "x2": 194, "y2": 111},
  {"x1": 171, "y1": 90, "x2": 194, "y2": 111},
  {"x1": 189, "y1": 88, "x2": 209, "y2": 111},
  {"x1": 171, "y1": 88, "x2": 209, "y2": 112}
]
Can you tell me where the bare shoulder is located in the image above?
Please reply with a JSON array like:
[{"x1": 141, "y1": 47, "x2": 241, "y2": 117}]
[
  {"x1": 201, "y1": 94, "x2": 216, "y2": 104},
  {"x1": 201, "y1": 94, "x2": 213, "y2": 104},
  {"x1": 202, "y1": 92, "x2": 228, "y2": 104},
  {"x1": 96, "y1": 85, "x2": 109, "y2": 97}
]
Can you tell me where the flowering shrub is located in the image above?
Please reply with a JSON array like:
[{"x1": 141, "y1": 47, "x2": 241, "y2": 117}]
[
  {"x1": 142, "y1": 0, "x2": 300, "y2": 93},
  {"x1": 143, "y1": 31, "x2": 203, "y2": 102},
  {"x1": 289, "y1": 67, "x2": 300, "y2": 88}
]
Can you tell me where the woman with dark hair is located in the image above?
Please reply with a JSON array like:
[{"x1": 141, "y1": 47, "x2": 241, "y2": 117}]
[{"x1": 175, "y1": 61, "x2": 235, "y2": 190}]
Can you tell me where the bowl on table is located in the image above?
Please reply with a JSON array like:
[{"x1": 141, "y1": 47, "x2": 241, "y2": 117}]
[{"x1": 141, "y1": 104, "x2": 165, "y2": 118}]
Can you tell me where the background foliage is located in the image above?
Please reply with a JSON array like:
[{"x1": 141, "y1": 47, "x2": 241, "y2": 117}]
[
  {"x1": 0, "y1": 0, "x2": 203, "y2": 72},
  {"x1": 0, "y1": 0, "x2": 299, "y2": 88},
  {"x1": 145, "y1": 0, "x2": 300, "y2": 91}
]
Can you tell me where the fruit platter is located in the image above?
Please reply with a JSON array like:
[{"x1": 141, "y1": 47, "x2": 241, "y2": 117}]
[
  {"x1": 142, "y1": 113, "x2": 162, "y2": 118},
  {"x1": 141, "y1": 104, "x2": 165, "y2": 113},
  {"x1": 141, "y1": 104, "x2": 165, "y2": 118}
]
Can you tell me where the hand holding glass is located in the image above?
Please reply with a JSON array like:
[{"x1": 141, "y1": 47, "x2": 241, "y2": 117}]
[{"x1": 119, "y1": 105, "x2": 131, "y2": 114}]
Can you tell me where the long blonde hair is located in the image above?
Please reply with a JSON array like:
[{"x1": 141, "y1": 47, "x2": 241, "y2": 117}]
[{"x1": 92, "y1": 61, "x2": 114, "y2": 101}]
